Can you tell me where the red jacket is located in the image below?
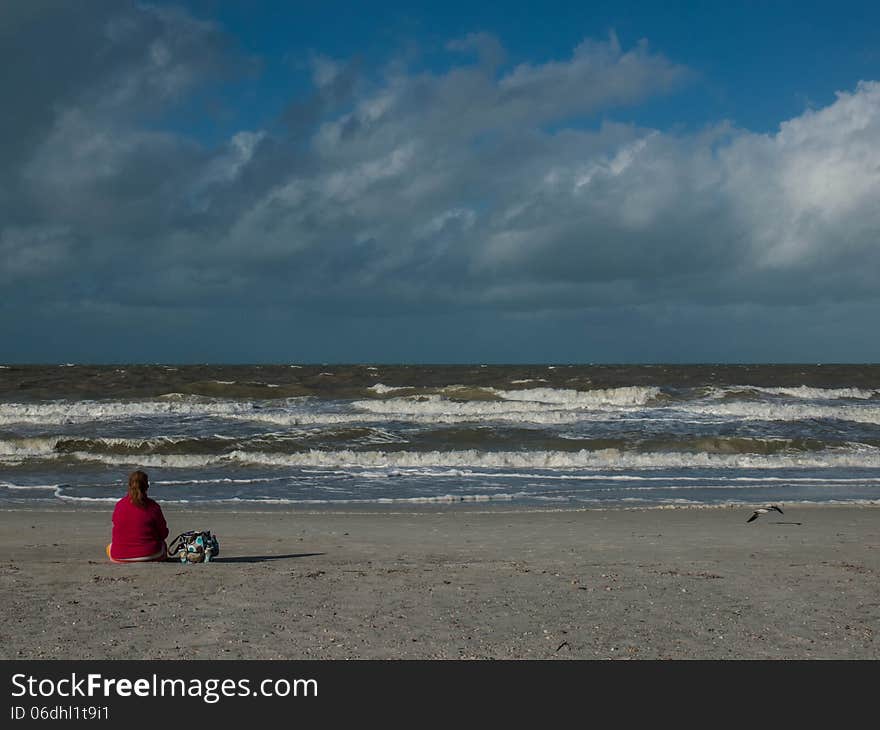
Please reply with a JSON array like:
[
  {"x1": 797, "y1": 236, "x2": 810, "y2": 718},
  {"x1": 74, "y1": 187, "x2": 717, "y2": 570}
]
[{"x1": 110, "y1": 497, "x2": 169, "y2": 560}]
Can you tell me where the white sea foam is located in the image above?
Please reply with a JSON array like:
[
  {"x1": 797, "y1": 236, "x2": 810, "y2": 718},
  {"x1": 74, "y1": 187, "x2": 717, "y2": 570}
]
[
  {"x1": 680, "y1": 401, "x2": 880, "y2": 425},
  {"x1": 348, "y1": 386, "x2": 659, "y2": 421},
  {"x1": 47, "y1": 446, "x2": 880, "y2": 470},
  {"x1": 1, "y1": 435, "x2": 192, "y2": 453},
  {"x1": 153, "y1": 476, "x2": 292, "y2": 486},
  {"x1": 0, "y1": 437, "x2": 61, "y2": 457},
  {"x1": 491, "y1": 386, "x2": 660, "y2": 406},
  {"x1": 0, "y1": 481, "x2": 56, "y2": 491},
  {"x1": 0, "y1": 399, "x2": 255, "y2": 425},
  {"x1": 53, "y1": 489, "x2": 117, "y2": 503},
  {"x1": 353, "y1": 428, "x2": 409, "y2": 444},
  {"x1": 0, "y1": 448, "x2": 60, "y2": 465},
  {"x1": 231, "y1": 407, "x2": 605, "y2": 427},
  {"x1": 51, "y1": 488, "x2": 524, "y2": 505},
  {"x1": 43, "y1": 486, "x2": 880, "y2": 508},
  {"x1": 367, "y1": 383, "x2": 409, "y2": 394},
  {"x1": 710, "y1": 385, "x2": 879, "y2": 400},
  {"x1": 4, "y1": 383, "x2": 877, "y2": 429}
]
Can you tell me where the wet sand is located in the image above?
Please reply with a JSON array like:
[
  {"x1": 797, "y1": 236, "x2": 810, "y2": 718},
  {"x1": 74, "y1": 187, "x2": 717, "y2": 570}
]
[{"x1": 1, "y1": 503, "x2": 879, "y2": 659}]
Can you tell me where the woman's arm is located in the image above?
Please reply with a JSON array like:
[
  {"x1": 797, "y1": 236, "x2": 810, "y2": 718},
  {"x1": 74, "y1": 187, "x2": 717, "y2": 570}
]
[{"x1": 154, "y1": 504, "x2": 169, "y2": 540}]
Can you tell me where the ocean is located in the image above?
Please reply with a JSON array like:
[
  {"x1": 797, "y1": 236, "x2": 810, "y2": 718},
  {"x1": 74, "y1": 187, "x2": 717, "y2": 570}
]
[{"x1": 2, "y1": 364, "x2": 880, "y2": 509}]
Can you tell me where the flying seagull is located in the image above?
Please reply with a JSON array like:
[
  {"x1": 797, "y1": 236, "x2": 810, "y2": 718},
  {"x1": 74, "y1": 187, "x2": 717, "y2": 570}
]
[{"x1": 747, "y1": 505, "x2": 784, "y2": 523}]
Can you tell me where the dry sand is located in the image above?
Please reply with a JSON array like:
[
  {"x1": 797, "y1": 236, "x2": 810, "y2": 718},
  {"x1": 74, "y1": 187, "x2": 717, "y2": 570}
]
[{"x1": 1, "y1": 503, "x2": 879, "y2": 659}]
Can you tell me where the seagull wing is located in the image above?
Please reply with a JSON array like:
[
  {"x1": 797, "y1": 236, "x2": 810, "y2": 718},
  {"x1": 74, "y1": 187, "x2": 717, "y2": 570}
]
[{"x1": 747, "y1": 512, "x2": 759, "y2": 523}]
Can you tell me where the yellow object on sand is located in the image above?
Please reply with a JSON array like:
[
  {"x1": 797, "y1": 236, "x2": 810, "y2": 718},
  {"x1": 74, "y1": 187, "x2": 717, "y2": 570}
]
[{"x1": 105, "y1": 543, "x2": 167, "y2": 563}]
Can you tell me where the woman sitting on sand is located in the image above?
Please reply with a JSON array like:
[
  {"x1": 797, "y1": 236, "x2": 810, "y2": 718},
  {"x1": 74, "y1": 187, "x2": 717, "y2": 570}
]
[{"x1": 106, "y1": 470, "x2": 169, "y2": 563}]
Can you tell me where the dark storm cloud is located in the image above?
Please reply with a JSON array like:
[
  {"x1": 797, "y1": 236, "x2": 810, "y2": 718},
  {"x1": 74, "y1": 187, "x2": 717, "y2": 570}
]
[
  {"x1": 0, "y1": 1, "x2": 241, "y2": 295},
  {"x1": 2, "y1": 2, "x2": 879, "y2": 360}
]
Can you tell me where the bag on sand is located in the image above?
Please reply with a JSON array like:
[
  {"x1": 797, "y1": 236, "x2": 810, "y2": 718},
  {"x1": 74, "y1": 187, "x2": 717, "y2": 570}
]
[{"x1": 167, "y1": 530, "x2": 220, "y2": 563}]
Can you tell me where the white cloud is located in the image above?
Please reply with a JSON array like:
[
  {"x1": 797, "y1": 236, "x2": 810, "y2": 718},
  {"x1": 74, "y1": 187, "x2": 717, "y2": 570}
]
[
  {"x1": 199, "y1": 130, "x2": 267, "y2": 186},
  {"x1": 721, "y1": 81, "x2": 880, "y2": 268}
]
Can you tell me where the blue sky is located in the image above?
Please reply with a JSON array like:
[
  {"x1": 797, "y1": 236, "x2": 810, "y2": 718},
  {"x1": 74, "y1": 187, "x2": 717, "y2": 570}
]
[
  {"x1": 1, "y1": 1, "x2": 879, "y2": 363},
  {"x1": 178, "y1": 0, "x2": 880, "y2": 133}
]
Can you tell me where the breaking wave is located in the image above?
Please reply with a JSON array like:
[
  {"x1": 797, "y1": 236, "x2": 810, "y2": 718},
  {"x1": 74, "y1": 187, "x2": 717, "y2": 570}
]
[
  {"x1": 4, "y1": 384, "x2": 880, "y2": 429},
  {"x1": 25, "y1": 446, "x2": 880, "y2": 470}
]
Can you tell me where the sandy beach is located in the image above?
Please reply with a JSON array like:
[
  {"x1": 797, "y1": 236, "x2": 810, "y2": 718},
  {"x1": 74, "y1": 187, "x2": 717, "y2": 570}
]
[{"x1": 1, "y1": 503, "x2": 879, "y2": 660}]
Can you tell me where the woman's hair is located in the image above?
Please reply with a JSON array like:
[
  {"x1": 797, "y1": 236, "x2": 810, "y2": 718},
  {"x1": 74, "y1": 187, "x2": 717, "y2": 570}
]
[{"x1": 128, "y1": 470, "x2": 150, "y2": 507}]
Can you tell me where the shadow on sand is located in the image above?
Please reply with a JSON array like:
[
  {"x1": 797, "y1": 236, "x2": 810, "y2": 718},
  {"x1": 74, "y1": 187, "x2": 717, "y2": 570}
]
[{"x1": 211, "y1": 552, "x2": 325, "y2": 564}]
